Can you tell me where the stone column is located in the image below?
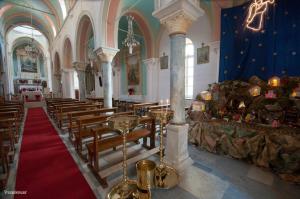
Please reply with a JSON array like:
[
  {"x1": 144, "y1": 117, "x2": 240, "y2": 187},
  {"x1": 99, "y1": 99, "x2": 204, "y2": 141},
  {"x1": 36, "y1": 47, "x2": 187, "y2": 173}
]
[
  {"x1": 53, "y1": 73, "x2": 62, "y2": 97},
  {"x1": 143, "y1": 58, "x2": 159, "y2": 102},
  {"x1": 61, "y1": 68, "x2": 74, "y2": 98},
  {"x1": 153, "y1": 0, "x2": 204, "y2": 172},
  {"x1": 95, "y1": 47, "x2": 119, "y2": 108},
  {"x1": 73, "y1": 62, "x2": 86, "y2": 101}
]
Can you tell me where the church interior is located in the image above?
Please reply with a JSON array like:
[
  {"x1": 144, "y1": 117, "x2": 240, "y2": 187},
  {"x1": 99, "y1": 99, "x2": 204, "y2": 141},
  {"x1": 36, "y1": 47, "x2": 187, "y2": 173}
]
[{"x1": 0, "y1": 0, "x2": 300, "y2": 198}]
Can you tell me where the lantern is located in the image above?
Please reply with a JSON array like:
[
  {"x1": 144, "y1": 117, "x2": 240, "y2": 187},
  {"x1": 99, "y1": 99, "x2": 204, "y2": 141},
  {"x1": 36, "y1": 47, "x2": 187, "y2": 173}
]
[
  {"x1": 238, "y1": 101, "x2": 246, "y2": 109},
  {"x1": 265, "y1": 90, "x2": 276, "y2": 99},
  {"x1": 192, "y1": 101, "x2": 205, "y2": 112},
  {"x1": 200, "y1": 91, "x2": 212, "y2": 101},
  {"x1": 268, "y1": 76, "x2": 280, "y2": 87},
  {"x1": 249, "y1": 85, "x2": 261, "y2": 96}
]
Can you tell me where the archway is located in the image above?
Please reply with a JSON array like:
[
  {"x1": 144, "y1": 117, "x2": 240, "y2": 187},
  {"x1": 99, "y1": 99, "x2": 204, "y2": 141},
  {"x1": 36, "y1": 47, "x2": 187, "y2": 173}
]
[
  {"x1": 62, "y1": 38, "x2": 76, "y2": 98},
  {"x1": 53, "y1": 52, "x2": 62, "y2": 97},
  {"x1": 76, "y1": 15, "x2": 95, "y2": 98}
]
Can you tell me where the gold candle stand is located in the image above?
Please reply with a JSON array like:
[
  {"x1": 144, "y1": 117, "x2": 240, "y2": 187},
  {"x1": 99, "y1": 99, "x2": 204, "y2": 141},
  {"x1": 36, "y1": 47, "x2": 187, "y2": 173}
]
[
  {"x1": 106, "y1": 115, "x2": 150, "y2": 199},
  {"x1": 150, "y1": 109, "x2": 179, "y2": 189}
]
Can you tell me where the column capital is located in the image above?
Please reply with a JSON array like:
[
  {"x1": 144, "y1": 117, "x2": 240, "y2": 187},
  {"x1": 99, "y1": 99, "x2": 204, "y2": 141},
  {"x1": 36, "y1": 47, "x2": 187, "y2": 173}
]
[
  {"x1": 94, "y1": 47, "x2": 119, "y2": 63},
  {"x1": 153, "y1": 0, "x2": 204, "y2": 35},
  {"x1": 72, "y1": 61, "x2": 86, "y2": 71},
  {"x1": 61, "y1": 68, "x2": 75, "y2": 73}
]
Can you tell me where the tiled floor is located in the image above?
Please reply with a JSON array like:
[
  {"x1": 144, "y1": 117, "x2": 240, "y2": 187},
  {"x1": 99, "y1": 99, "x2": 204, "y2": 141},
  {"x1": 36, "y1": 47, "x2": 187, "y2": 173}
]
[{"x1": 4, "y1": 108, "x2": 300, "y2": 199}]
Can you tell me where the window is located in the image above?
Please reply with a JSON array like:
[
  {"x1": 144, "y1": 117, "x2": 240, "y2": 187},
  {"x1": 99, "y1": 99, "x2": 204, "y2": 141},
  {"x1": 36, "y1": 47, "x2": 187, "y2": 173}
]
[
  {"x1": 185, "y1": 38, "x2": 194, "y2": 99},
  {"x1": 73, "y1": 71, "x2": 79, "y2": 90}
]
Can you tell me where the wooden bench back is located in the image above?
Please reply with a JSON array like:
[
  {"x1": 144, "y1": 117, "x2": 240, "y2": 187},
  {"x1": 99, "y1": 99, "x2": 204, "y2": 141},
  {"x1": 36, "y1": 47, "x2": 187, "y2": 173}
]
[
  {"x1": 77, "y1": 111, "x2": 133, "y2": 127},
  {"x1": 68, "y1": 107, "x2": 117, "y2": 119},
  {"x1": 59, "y1": 104, "x2": 101, "y2": 113}
]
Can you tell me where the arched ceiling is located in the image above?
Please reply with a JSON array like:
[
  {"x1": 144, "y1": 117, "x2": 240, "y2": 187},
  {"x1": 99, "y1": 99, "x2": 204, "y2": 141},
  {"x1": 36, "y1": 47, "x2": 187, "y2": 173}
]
[{"x1": 0, "y1": 0, "x2": 71, "y2": 41}]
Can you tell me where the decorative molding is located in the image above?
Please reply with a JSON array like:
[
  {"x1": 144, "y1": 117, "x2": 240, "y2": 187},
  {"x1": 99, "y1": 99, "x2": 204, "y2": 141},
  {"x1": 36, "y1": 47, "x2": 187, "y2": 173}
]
[
  {"x1": 61, "y1": 68, "x2": 74, "y2": 73},
  {"x1": 72, "y1": 61, "x2": 86, "y2": 71},
  {"x1": 94, "y1": 47, "x2": 119, "y2": 63},
  {"x1": 153, "y1": 0, "x2": 204, "y2": 35}
]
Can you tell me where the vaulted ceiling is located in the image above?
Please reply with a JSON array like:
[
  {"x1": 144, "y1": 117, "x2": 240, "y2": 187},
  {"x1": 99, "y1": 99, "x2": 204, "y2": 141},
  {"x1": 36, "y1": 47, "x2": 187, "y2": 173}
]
[{"x1": 0, "y1": 0, "x2": 74, "y2": 40}]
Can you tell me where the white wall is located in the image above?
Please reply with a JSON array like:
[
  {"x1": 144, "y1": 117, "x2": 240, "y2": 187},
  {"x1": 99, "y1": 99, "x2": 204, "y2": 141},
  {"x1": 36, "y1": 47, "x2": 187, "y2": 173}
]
[{"x1": 158, "y1": 14, "x2": 220, "y2": 103}]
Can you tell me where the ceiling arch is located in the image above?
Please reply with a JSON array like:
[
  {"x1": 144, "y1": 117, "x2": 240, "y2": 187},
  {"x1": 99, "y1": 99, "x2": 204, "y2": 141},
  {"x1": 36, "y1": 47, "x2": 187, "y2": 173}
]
[
  {"x1": 76, "y1": 14, "x2": 95, "y2": 62},
  {"x1": 0, "y1": 0, "x2": 69, "y2": 41},
  {"x1": 63, "y1": 37, "x2": 72, "y2": 69},
  {"x1": 54, "y1": 51, "x2": 61, "y2": 74}
]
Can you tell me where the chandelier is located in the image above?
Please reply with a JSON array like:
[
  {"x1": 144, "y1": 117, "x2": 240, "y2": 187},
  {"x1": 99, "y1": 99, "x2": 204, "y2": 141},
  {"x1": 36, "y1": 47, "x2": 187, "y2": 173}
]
[
  {"x1": 25, "y1": 39, "x2": 39, "y2": 59},
  {"x1": 122, "y1": 15, "x2": 140, "y2": 54},
  {"x1": 25, "y1": 2, "x2": 39, "y2": 59}
]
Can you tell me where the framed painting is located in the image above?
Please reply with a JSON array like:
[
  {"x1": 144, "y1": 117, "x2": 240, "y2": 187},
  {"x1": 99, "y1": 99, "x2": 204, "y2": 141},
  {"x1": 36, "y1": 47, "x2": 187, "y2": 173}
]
[
  {"x1": 160, "y1": 54, "x2": 168, "y2": 69},
  {"x1": 197, "y1": 45, "x2": 210, "y2": 64},
  {"x1": 126, "y1": 51, "x2": 140, "y2": 86}
]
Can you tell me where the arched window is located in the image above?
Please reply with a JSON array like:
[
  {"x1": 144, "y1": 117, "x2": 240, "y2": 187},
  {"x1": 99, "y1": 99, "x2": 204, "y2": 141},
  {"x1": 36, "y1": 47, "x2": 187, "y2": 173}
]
[
  {"x1": 185, "y1": 38, "x2": 194, "y2": 99},
  {"x1": 73, "y1": 71, "x2": 79, "y2": 90}
]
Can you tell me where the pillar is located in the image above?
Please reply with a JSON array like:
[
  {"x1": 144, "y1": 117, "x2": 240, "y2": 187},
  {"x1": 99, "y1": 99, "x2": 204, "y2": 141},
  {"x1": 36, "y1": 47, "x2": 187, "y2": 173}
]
[
  {"x1": 143, "y1": 58, "x2": 159, "y2": 102},
  {"x1": 73, "y1": 62, "x2": 86, "y2": 101},
  {"x1": 61, "y1": 68, "x2": 74, "y2": 98},
  {"x1": 153, "y1": 0, "x2": 204, "y2": 172},
  {"x1": 95, "y1": 47, "x2": 119, "y2": 108},
  {"x1": 53, "y1": 73, "x2": 62, "y2": 97}
]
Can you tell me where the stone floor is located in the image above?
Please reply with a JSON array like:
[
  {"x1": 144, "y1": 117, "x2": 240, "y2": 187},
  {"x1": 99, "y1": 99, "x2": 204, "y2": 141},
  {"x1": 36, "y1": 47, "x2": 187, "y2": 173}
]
[{"x1": 4, "y1": 108, "x2": 300, "y2": 199}]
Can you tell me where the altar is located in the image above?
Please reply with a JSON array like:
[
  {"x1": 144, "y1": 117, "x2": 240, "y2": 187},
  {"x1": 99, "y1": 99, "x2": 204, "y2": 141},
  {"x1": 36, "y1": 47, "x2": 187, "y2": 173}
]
[{"x1": 22, "y1": 91, "x2": 43, "y2": 102}]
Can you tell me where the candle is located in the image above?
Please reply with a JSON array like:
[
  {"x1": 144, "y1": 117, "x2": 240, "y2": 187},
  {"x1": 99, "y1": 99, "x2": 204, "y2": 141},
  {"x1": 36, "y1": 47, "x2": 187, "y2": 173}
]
[
  {"x1": 166, "y1": 99, "x2": 169, "y2": 112},
  {"x1": 160, "y1": 99, "x2": 163, "y2": 111}
]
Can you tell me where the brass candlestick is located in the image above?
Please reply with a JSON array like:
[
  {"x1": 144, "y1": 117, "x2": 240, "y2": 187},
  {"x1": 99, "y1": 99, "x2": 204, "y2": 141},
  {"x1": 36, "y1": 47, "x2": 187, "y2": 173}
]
[
  {"x1": 150, "y1": 109, "x2": 179, "y2": 189},
  {"x1": 106, "y1": 115, "x2": 151, "y2": 199}
]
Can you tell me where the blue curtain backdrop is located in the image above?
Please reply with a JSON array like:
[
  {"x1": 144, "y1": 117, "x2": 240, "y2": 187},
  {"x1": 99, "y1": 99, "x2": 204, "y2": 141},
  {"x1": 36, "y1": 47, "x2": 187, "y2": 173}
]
[{"x1": 219, "y1": 0, "x2": 300, "y2": 82}]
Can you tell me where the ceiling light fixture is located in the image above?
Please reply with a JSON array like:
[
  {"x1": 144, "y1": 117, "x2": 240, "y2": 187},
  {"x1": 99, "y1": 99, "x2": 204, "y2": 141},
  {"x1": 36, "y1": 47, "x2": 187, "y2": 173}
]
[{"x1": 122, "y1": 15, "x2": 140, "y2": 54}]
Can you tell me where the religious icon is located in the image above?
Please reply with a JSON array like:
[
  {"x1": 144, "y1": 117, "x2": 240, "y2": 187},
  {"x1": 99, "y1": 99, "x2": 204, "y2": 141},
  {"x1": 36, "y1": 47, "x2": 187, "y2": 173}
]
[
  {"x1": 246, "y1": 0, "x2": 275, "y2": 31},
  {"x1": 197, "y1": 44, "x2": 209, "y2": 64},
  {"x1": 126, "y1": 52, "x2": 140, "y2": 86}
]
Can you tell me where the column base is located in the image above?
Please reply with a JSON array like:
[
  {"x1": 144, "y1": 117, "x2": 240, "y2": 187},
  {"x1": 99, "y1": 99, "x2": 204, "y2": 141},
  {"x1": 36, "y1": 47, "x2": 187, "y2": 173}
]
[{"x1": 165, "y1": 124, "x2": 193, "y2": 173}]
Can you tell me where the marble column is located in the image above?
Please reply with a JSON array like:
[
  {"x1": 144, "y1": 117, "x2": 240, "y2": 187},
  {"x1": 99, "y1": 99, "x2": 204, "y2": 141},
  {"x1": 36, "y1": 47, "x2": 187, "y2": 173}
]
[
  {"x1": 153, "y1": 0, "x2": 204, "y2": 172},
  {"x1": 143, "y1": 58, "x2": 159, "y2": 102},
  {"x1": 53, "y1": 73, "x2": 62, "y2": 97},
  {"x1": 95, "y1": 47, "x2": 119, "y2": 108},
  {"x1": 73, "y1": 62, "x2": 86, "y2": 101},
  {"x1": 61, "y1": 68, "x2": 74, "y2": 98}
]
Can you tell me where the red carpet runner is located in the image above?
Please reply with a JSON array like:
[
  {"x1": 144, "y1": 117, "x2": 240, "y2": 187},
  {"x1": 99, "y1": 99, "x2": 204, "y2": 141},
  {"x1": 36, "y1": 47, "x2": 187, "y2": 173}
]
[{"x1": 15, "y1": 108, "x2": 95, "y2": 199}]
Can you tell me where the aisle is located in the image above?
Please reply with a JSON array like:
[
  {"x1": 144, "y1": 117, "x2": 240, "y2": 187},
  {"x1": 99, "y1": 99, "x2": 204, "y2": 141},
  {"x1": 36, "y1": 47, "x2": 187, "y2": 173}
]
[{"x1": 15, "y1": 108, "x2": 95, "y2": 199}]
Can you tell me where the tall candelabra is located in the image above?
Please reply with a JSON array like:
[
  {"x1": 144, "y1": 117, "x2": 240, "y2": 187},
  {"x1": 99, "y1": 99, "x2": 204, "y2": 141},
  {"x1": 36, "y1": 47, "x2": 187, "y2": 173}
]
[
  {"x1": 150, "y1": 109, "x2": 179, "y2": 189},
  {"x1": 106, "y1": 115, "x2": 150, "y2": 199}
]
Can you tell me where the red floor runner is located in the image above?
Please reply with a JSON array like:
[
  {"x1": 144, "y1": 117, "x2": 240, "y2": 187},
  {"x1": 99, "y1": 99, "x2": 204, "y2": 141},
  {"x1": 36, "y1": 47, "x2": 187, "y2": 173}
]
[{"x1": 15, "y1": 108, "x2": 96, "y2": 199}]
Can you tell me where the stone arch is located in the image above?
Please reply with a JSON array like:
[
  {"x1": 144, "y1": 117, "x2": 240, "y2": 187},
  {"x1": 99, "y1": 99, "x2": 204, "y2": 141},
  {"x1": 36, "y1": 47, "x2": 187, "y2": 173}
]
[
  {"x1": 105, "y1": 0, "x2": 153, "y2": 58},
  {"x1": 54, "y1": 52, "x2": 61, "y2": 74},
  {"x1": 63, "y1": 37, "x2": 73, "y2": 69},
  {"x1": 75, "y1": 13, "x2": 95, "y2": 62}
]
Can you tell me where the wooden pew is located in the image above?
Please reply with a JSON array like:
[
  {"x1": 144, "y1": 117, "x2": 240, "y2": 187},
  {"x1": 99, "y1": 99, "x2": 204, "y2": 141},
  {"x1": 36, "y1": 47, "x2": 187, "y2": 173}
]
[
  {"x1": 0, "y1": 118, "x2": 15, "y2": 160},
  {"x1": 75, "y1": 111, "x2": 134, "y2": 159},
  {"x1": 86, "y1": 116, "x2": 156, "y2": 187},
  {"x1": 133, "y1": 102, "x2": 158, "y2": 116},
  {"x1": 0, "y1": 104, "x2": 24, "y2": 118},
  {"x1": 55, "y1": 104, "x2": 102, "y2": 128},
  {"x1": 47, "y1": 100, "x2": 84, "y2": 117},
  {"x1": 67, "y1": 107, "x2": 117, "y2": 141},
  {"x1": 0, "y1": 112, "x2": 20, "y2": 143}
]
